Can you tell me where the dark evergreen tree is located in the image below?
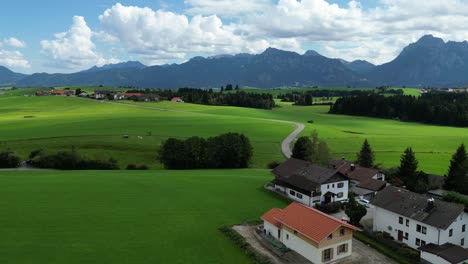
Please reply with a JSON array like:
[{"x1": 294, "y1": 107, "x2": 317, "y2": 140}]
[
  {"x1": 304, "y1": 94, "x2": 313, "y2": 105},
  {"x1": 75, "y1": 88, "x2": 82, "y2": 95},
  {"x1": 235, "y1": 85, "x2": 240, "y2": 90},
  {"x1": 225, "y1": 84, "x2": 233, "y2": 91},
  {"x1": 445, "y1": 144, "x2": 468, "y2": 193},
  {"x1": 291, "y1": 136, "x2": 313, "y2": 161},
  {"x1": 357, "y1": 139, "x2": 375, "y2": 168},
  {"x1": 397, "y1": 147, "x2": 418, "y2": 183}
]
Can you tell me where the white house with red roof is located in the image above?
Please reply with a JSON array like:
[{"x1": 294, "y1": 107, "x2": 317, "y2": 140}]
[{"x1": 261, "y1": 202, "x2": 361, "y2": 263}]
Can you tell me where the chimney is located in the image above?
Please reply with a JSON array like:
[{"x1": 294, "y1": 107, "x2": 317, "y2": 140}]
[
  {"x1": 426, "y1": 197, "x2": 435, "y2": 212},
  {"x1": 350, "y1": 164, "x2": 355, "y2": 171}
]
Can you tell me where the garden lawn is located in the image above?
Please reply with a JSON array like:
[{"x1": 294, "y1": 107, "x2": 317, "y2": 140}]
[{"x1": 0, "y1": 169, "x2": 287, "y2": 264}]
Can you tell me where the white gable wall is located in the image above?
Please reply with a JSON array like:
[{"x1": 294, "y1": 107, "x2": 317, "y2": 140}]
[
  {"x1": 373, "y1": 207, "x2": 468, "y2": 250},
  {"x1": 320, "y1": 180, "x2": 349, "y2": 203}
]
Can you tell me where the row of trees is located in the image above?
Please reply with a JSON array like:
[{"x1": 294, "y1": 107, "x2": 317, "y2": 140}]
[
  {"x1": 159, "y1": 133, "x2": 253, "y2": 169},
  {"x1": 155, "y1": 88, "x2": 275, "y2": 109},
  {"x1": 30, "y1": 148, "x2": 119, "y2": 170},
  {"x1": 330, "y1": 92, "x2": 468, "y2": 127}
]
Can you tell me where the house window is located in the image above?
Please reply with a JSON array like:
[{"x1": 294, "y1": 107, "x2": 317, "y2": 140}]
[
  {"x1": 286, "y1": 234, "x2": 289, "y2": 240},
  {"x1": 338, "y1": 244, "x2": 347, "y2": 254},
  {"x1": 450, "y1": 229, "x2": 453, "y2": 237},
  {"x1": 462, "y1": 239, "x2": 465, "y2": 246},
  {"x1": 296, "y1": 193, "x2": 303, "y2": 199},
  {"x1": 405, "y1": 233, "x2": 409, "y2": 240},
  {"x1": 416, "y1": 238, "x2": 421, "y2": 246},
  {"x1": 340, "y1": 228, "x2": 345, "y2": 236},
  {"x1": 399, "y1": 217, "x2": 403, "y2": 224},
  {"x1": 328, "y1": 234, "x2": 333, "y2": 240},
  {"x1": 323, "y1": 248, "x2": 333, "y2": 262},
  {"x1": 327, "y1": 184, "x2": 330, "y2": 189},
  {"x1": 337, "y1": 192, "x2": 344, "y2": 198},
  {"x1": 463, "y1": 224, "x2": 466, "y2": 232},
  {"x1": 338, "y1": 182, "x2": 344, "y2": 188},
  {"x1": 332, "y1": 184, "x2": 335, "y2": 188},
  {"x1": 421, "y1": 240, "x2": 426, "y2": 246},
  {"x1": 417, "y1": 224, "x2": 427, "y2": 234},
  {"x1": 406, "y1": 219, "x2": 409, "y2": 227},
  {"x1": 289, "y1": 190, "x2": 296, "y2": 196}
]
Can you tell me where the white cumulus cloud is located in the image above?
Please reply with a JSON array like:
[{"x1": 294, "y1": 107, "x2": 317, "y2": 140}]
[
  {"x1": 0, "y1": 49, "x2": 30, "y2": 69},
  {"x1": 2, "y1": 37, "x2": 27, "y2": 48},
  {"x1": 40, "y1": 16, "x2": 112, "y2": 70},
  {"x1": 98, "y1": 3, "x2": 300, "y2": 65}
]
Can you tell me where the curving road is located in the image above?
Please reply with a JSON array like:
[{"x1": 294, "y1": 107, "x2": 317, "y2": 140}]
[{"x1": 75, "y1": 98, "x2": 306, "y2": 158}]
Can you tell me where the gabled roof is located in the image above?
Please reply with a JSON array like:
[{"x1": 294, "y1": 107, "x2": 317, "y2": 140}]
[
  {"x1": 272, "y1": 158, "x2": 347, "y2": 193},
  {"x1": 261, "y1": 202, "x2": 361, "y2": 243},
  {"x1": 371, "y1": 186, "x2": 464, "y2": 229},
  {"x1": 331, "y1": 159, "x2": 380, "y2": 182},
  {"x1": 272, "y1": 158, "x2": 310, "y2": 178},
  {"x1": 356, "y1": 178, "x2": 386, "y2": 191},
  {"x1": 420, "y1": 243, "x2": 468, "y2": 264}
]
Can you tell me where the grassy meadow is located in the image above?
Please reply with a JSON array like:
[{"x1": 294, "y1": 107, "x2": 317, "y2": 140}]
[
  {"x1": 124, "y1": 99, "x2": 467, "y2": 175},
  {"x1": 0, "y1": 92, "x2": 291, "y2": 169},
  {"x1": 0, "y1": 169, "x2": 287, "y2": 264},
  {"x1": 1, "y1": 87, "x2": 465, "y2": 174}
]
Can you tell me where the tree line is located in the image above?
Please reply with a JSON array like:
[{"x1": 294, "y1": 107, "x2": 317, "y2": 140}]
[
  {"x1": 127, "y1": 88, "x2": 275, "y2": 109},
  {"x1": 159, "y1": 133, "x2": 253, "y2": 169},
  {"x1": 29, "y1": 148, "x2": 119, "y2": 170},
  {"x1": 277, "y1": 88, "x2": 403, "y2": 106},
  {"x1": 329, "y1": 92, "x2": 468, "y2": 127}
]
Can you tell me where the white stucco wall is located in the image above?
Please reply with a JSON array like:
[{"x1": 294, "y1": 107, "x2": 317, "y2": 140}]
[
  {"x1": 373, "y1": 207, "x2": 468, "y2": 250},
  {"x1": 275, "y1": 185, "x2": 313, "y2": 206},
  {"x1": 263, "y1": 221, "x2": 280, "y2": 239},
  {"x1": 320, "y1": 180, "x2": 349, "y2": 203},
  {"x1": 280, "y1": 228, "x2": 322, "y2": 263},
  {"x1": 438, "y1": 212, "x2": 468, "y2": 247}
]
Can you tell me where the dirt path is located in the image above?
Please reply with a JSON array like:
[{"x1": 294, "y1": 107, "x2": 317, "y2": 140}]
[{"x1": 77, "y1": 98, "x2": 305, "y2": 158}]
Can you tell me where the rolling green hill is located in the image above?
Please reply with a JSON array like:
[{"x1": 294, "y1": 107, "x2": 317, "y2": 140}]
[{"x1": 1, "y1": 87, "x2": 465, "y2": 174}]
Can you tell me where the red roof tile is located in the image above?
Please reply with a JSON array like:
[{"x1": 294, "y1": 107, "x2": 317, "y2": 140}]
[
  {"x1": 262, "y1": 202, "x2": 361, "y2": 243},
  {"x1": 261, "y1": 208, "x2": 283, "y2": 227}
]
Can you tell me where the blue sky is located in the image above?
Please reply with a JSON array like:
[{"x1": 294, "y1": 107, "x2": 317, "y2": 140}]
[{"x1": 1, "y1": 0, "x2": 466, "y2": 73}]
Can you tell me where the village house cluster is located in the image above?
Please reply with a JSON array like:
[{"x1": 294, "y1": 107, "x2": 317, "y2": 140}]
[{"x1": 260, "y1": 158, "x2": 468, "y2": 264}]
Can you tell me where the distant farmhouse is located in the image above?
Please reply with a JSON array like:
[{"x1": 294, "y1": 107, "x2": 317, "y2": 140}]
[
  {"x1": 272, "y1": 158, "x2": 349, "y2": 206},
  {"x1": 171, "y1": 97, "x2": 184, "y2": 103},
  {"x1": 331, "y1": 159, "x2": 386, "y2": 201},
  {"x1": 261, "y1": 202, "x2": 360, "y2": 264},
  {"x1": 372, "y1": 186, "x2": 468, "y2": 252}
]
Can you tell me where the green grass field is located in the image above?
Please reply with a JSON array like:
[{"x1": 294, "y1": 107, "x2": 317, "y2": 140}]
[
  {"x1": 1, "y1": 87, "x2": 464, "y2": 174},
  {"x1": 0, "y1": 169, "x2": 286, "y2": 264},
  {"x1": 0, "y1": 93, "x2": 291, "y2": 169}
]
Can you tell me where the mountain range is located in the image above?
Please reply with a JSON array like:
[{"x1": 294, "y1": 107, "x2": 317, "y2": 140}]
[{"x1": 2, "y1": 35, "x2": 468, "y2": 88}]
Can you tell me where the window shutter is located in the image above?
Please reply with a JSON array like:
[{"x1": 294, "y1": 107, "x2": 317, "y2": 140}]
[
  {"x1": 322, "y1": 250, "x2": 325, "y2": 262},
  {"x1": 330, "y1": 248, "x2": 334, "y2": 260},
  {"x1": 345, "y1": 243, "x2": 348, "y2": 253}
]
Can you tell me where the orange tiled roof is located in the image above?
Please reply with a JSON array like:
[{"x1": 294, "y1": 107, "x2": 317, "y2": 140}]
[{"x1": 261, "y1": 202, "x2": 361, "y2": 243}]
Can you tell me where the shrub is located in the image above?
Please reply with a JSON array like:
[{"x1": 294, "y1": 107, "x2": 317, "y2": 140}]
[
  {"x1": 127, "y1": 164, "x2": 149, "y2": 170},
  {"x1": 32, "y1": 149, "x2": 119, "y2": 170},
  {"x1": 315, "y1": 201, "x2": 341, "y2": 214},
  {"x1": 126, "y1": 164, "x2": 137, "y2": 170},
  {"x1": 0, "y1": 150, "x2": 22, "y2": 168}
]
